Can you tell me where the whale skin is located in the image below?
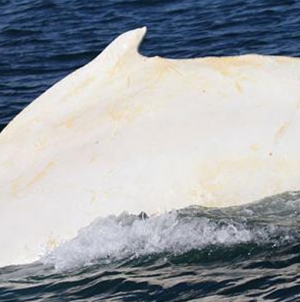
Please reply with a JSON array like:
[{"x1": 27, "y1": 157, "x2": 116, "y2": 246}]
[{"x1": 1, "y1": 27, "x2": 300, "y2": 267}]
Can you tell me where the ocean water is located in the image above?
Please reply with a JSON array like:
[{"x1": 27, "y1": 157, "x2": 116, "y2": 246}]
[{"x1": 1, "y1": 0, "x2": 300, "y2": 301}]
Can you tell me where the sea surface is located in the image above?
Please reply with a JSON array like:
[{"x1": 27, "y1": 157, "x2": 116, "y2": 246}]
[{"x1": 1, "y1": 0, "x2": 300, "y2": 301}]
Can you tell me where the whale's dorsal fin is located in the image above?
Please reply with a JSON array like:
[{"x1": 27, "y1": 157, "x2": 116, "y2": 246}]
[
  {"x1": 0, "y1": 27, "x2": 148, "y2": 139},
  {"x1": 93, "y1": 27, "x2": 147, "y2": 67}
]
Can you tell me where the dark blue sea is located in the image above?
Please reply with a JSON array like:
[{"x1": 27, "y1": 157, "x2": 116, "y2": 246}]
[{"x1": 1, "y1": 0, "x2": 300, "y2": 301}]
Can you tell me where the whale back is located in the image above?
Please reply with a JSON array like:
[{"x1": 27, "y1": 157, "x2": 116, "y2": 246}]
[{"x1": 1, "y1": 28, "x2": 300, "y2": 267}]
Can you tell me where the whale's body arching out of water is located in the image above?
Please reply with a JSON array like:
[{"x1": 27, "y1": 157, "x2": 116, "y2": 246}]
[{"x1": 1, "y1": 27, "x2": 300, "y2": 267}]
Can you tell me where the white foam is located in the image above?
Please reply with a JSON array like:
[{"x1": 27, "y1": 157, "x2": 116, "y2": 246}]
[{"x1": 42, "y1": 209, "x2": 289, "y2": 271}]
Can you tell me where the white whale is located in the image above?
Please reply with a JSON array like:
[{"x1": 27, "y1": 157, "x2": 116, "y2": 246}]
[{"x1": 1, "y1": 27, "x2": 300, "y2": 267}]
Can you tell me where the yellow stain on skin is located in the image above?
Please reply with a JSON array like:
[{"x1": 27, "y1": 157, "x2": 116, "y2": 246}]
[
  {"x1": 64, "y1": 116, "x2": 74, "y2": 129},
  {"x1": 90, "y1": 154, "x2": 98, "y2": 162},
  {"x1": 149, "y1": 57, "x2": 184, "y2": 83},
  {"x1": 47, "y1": 235, "x2": 58, "y2": 250},
  {"x1": 65, "y1": 75, "x2": 95, "y2": 101},
  {"x1": 55, "y1": 113, "x2": 76, "y2": 129},
  {"x1": 235, "y1": 81, "x2": 243, "y2": 93},
  {"x1": 108, "y1": 95, "x2": 146, "y2": 124},
  {"x1": 274, "y1": 122, "x2": 289, "y2": 145},
  {"x1": 189, "y1": 157, "x2": 297, "y2": 207},
  {"x1": 250, "y1": 144, "x2": 260, "y2": 152},
  {"x1": 108, "y1": 100, "x2": 129, "y2": 122},
  {"x1": 10, "y1": 161, "x2": 55, "y2": 198},
  {"x1": 26, "y1": 161, "x2": 55, "y2": 190},
  {"x1": 106, "y1": 51, "x2": 135, "y2": 77},
  {"x1": 10, "y1": 177, "x2": 23, "y2": 199},
  {"x1": 274, "y1": 56, "x2": 297, "y2": 64},
  {"x1": 88, "y1": 190, "x2": 98, "y2": 204},
  {"x1": 204, "y1": 56, "x2": 263, "y2": 77},
  {"x1": 107, "y1": 57, "x2": 124, "y2": 77},
  {"x1": 35, "y1": 137, "x2": 48, "y2": 151}
]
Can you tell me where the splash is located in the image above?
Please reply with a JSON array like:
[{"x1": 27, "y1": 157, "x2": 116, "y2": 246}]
[{"x1": 43, "y1": 193, "x2": 300, "y2": 270}]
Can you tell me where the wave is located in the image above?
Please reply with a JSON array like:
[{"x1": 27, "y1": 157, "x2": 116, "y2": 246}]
[{"x1": 43, "y1": 191, "x2": 300, "y2": 271}]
